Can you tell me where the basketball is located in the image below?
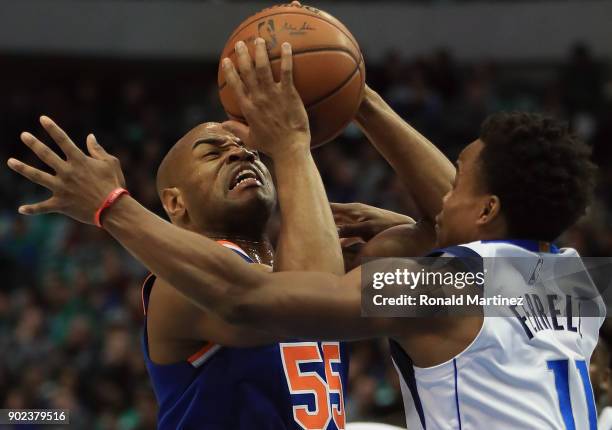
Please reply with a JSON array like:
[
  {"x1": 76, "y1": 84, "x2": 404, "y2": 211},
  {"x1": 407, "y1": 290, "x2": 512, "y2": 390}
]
[{"x1": 218, "y1": 3, "x2": 366, "y2": 148}]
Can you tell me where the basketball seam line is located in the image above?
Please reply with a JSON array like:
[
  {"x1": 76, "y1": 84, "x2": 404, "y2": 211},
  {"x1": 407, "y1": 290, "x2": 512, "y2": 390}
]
[
  {"x1": 225, "y1": 10, "x2": 360, "y2": 58},
  {"x1": 308, "y1": 56, "x2": 363, "y2": 109},
  {"x1": 223, "y1": 56, "x2": 363, "y2": 120},
  {"x1": 218, "y1": 46, "x2": 359, "y2": 91}
]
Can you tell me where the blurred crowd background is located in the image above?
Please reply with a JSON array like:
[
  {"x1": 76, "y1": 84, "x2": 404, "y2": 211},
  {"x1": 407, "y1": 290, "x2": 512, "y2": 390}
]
[{"x1": 1, "y1": 6, "x2": 612, "y2": 429}]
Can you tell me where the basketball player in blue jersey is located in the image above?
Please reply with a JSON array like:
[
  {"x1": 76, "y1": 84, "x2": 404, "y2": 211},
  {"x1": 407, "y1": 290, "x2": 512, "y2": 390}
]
[
  {"x1": 141, "y1": 118, "x2": 349, "y2": 430},
  {"x1": 10, "y1": 39, "x2": 603, "y2": 429},
  {"x1": 7, "y1": 40, "x2": 351, "y2": 430}
]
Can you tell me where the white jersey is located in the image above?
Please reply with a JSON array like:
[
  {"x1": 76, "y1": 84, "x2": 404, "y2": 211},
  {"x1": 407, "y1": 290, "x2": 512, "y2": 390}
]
[{"x1": 391, "y1": 240, "x2": 606, "y2": 430}]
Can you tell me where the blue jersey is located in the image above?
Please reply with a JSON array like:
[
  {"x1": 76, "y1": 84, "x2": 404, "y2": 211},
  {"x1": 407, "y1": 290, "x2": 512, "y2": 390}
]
[{"x1": 141, "y1": 241, "x2": 350, "y2": 430}]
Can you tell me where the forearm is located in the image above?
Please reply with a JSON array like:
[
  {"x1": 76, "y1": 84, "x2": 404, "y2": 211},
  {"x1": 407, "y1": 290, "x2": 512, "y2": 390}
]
[
  {"x1": 273, "y1": 150, "x2": 344, "y2": 275},
  {"x1": 355, "y1": 88, "x2": 455, "y2": 220},
  {"x1": 359, "y1": 221, "x2": 437, "y2": 259},
  {"x1": 102, "y1": 196, "x2": 263, "y2": 312},
  {"x1": 234, "y1": 258, "x2": 473, "y2": 341},
  {"x1": 234, "y1": 268, "x2": 394, "y2": 340},
  {"x1": 104, "y1": 196, "x2": 362, "y2": 338}
]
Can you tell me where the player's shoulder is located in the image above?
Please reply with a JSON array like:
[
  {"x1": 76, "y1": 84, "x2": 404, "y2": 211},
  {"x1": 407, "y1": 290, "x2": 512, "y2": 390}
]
[
  {"x1": 146, "y1": 240, "x2": 259, "y2": 314},
  {"x1": 148, "y1": 275, "x2": 200, "y2": 317}
]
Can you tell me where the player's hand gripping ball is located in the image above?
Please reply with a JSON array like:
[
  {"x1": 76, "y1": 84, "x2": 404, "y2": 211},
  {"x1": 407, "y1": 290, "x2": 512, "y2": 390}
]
[{"x1": 218, "y1": 2, "x2": 365, "y2": 148}]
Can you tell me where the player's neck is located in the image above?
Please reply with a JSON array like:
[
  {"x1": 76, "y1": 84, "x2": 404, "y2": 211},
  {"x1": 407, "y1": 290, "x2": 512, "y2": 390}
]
[{"x1": 208, "y1": 234, "x2": 274, "y2": 266}]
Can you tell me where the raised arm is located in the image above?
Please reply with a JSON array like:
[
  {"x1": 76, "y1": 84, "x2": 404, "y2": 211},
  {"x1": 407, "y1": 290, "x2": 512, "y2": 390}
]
[
  {"x1": 8, "y1": 117, "x2": 478, "y2": 364},
  {"x1": 6, "y1": 122, "x2": 377, "y2": 337},
  {"x1": 103, "y1": 197, "x2": 481, "y2": 366},
  {"x1": 88, "y1": 191, "x2": 407, "y2": 341},
  {"x1": 221, "y1": 39, "x2": 343, "y2": 275},
  {"x1": 6, "y1": 36, "x2": 345, "y2": 318},
  {"x1": 105, "y1": 200, "x2": 478, "y2": 366},
  {"x1": 355, "y1": 86, "x2": 456, "y2": 221},
  {"x1": 271, "y1": 149, "x2": 343, "y2": 274}
]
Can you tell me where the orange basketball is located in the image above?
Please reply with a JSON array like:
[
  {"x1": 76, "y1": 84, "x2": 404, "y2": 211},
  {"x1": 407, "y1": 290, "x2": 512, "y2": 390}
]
[{"x1": 218, "y1": 3, "x2": 365, "y2": 148}]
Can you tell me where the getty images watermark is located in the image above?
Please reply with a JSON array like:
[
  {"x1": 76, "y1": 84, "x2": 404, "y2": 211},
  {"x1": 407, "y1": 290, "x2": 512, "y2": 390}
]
[
  {"x1": 361, "y1": 256, "x2": 612, "y2": 319},
  {"x1": 370, "y1": 266, "x2": 499, "y2": 307}
]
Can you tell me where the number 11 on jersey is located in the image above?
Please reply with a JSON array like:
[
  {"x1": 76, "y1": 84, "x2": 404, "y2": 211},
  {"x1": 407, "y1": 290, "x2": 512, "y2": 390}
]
[{"x1": 547, "y1": 359, "x2": 597, "y2": 430}]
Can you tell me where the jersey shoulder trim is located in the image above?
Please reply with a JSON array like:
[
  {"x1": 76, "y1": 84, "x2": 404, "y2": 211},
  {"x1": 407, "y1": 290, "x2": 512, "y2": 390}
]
[
  {"x1": 480, "y1": 239, "x2": 560, "y2": 254},
  {"x1": 427, "y1": 245, "x2": 482, "y2": 258},
  {"x1": 187, "y1": 342, "x2": 222, "y2": 367},
  {"x1": 217, "y1": 240, "x2": 255, "y2": 263}
]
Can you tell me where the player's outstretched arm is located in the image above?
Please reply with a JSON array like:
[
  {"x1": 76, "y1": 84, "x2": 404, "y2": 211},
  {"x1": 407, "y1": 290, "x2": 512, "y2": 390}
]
[
  {"x1": 7, "y1": 117, "x2": 463, "y2": 346},
  {"x1": 104, "y1": 195, "x2": 462, "y2": 344},
  {"x1": 355, "y1": 86, "x2": 455, "y2": 221},
  {"x1": 5, "y1": 121, "x2": 399, "y2": 341},
  {"x1": 222, "y1": 39, "x2": 343, "y2": 275},
  {"x1": 226, "y1": 265, "x2": 400, "y2": 340},
  {"x1": 212, "y1": 256, "x2": 475, "y2": 344},
  {"x1": 6, "y1": 117, "x2": 261, "y2": 314}
]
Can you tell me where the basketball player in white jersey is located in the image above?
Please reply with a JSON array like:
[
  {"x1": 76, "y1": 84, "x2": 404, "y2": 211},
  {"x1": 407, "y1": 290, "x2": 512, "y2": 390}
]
[{"x1": 9, "y1": 40, "x2": 602, "y2": 429}]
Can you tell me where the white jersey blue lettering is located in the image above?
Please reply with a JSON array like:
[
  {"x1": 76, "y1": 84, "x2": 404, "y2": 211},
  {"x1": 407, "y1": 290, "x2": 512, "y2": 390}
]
[{"x1": 391, "y1": 240, "x2": 606, "y2": 430}]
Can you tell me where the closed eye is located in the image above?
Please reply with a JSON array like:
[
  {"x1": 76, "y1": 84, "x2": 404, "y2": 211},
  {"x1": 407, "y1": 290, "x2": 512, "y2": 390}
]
[{"x1": 202, "y1": 150, "x2": 220, "y2": 160}]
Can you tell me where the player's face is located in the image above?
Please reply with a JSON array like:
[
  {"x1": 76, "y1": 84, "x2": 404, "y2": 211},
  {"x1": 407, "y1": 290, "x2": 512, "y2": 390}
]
[
  {"x1": 180, "y1": 124, "x2": 276, "y2": 230},
  {"x1": 435, "y1": 140, "x2": 489, "y2": 248}
]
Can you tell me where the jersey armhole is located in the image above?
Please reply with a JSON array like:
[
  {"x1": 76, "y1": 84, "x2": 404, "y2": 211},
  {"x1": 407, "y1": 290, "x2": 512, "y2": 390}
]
[
  {"x1": 142, "y1": 274, "x2": 220, "y2": 367},
  {"x1": 143, "y1": 240, "x2": 251, "y2": 366}
]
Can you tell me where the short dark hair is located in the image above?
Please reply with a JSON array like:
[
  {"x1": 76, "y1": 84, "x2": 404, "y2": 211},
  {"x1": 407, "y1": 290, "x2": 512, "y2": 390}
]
[{"x1": 479, "y1": 112, "x2": 597, "y2": 241}]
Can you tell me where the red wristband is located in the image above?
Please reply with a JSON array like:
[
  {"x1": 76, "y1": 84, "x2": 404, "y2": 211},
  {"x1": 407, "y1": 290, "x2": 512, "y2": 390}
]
[{"x1": 94, "y1": 188, "x2": 130, "y2": 228}]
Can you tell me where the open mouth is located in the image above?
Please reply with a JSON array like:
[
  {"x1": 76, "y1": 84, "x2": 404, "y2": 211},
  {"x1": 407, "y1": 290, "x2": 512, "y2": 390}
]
[{"x1": 229, "y1": 167, "x2": 264, "y2": 191}]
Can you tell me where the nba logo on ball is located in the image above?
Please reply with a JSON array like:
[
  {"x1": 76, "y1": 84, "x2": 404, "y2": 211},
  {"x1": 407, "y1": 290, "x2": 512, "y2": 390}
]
[{"x1": 257, "y1": 20, "x2": 278, "y2": 49}]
